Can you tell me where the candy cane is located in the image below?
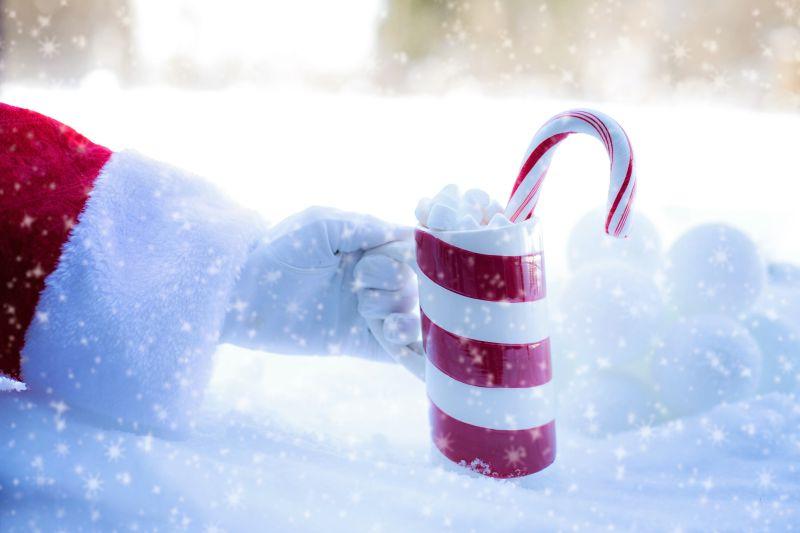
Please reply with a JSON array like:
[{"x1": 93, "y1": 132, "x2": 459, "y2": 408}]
[{"x1": 504, "y1": 109, "x2": 637, "y2": 238}]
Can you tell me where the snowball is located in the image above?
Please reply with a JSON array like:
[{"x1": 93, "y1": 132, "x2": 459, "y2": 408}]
[
  {"x1": 742, "y1": 312, "x2": 800, "y2": 393},
  {"x1": 426, "y1": 202, "x2": 459, "y2": 231},
  {"x1": 558, "y1": 263, "x2": 664, "y2": 367},
  {"x1": 665, "y1": 224, "x2": 764, "y2": 316},
  {"x1": 567, "y1": 208, "x2": 662, "y2": 273},
  {"x1": 767, "y1": 262, "x2": 800, "y2": 287},
  {"x1": 758, "y1": 284, "x2": 800, "y2": 325},
  {"x1": 560, "y1": 370, "x2": 656, "y2": 437},
  {"x1": 652, "y1": 315, "x2": 762, "y2": 416}
]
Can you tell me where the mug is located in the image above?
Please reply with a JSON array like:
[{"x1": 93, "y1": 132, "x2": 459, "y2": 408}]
[{"x1": 414, "y1": 217, "x2": 556, "y2": 478}]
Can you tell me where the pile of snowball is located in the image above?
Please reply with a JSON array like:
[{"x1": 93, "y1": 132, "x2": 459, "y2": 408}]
[
  {"x1": 415, "y1": 184, "x2": 512, "y2": 230},
  {"x1": 553, "y1": 210, "x2": 800, "y2": 438}
]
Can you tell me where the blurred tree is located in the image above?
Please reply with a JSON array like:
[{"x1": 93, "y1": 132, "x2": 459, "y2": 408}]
[
  {"x1": 376, "y1": 0, "x2": 800, "y2": 108},
  {"x1": 1, "y1": 0, "x2": 133, "y2": 85}
]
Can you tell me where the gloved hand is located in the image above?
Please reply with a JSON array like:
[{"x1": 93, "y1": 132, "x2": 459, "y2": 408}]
[{"x1": 221, "y1": 207, "x2": 423, "y2": 367}]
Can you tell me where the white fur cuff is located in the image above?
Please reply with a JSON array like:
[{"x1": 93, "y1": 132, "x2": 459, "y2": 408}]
[{"x1": 22, "y1": 151, "x2": 266, "y2": 433}]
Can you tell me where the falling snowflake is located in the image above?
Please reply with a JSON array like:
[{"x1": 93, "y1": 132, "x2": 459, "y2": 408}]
[
  {"x1": 83, "y1": 473, "x2": 104, "y2": 499},
  {"x1": 434, "y1": 433, "x2": 454, "y2": 452},
  {"x1": 105, "y1": 440, "x2": 125, "y2": 462},
  {"x1": 504, "y1": 445, "x2": 527, "y2": 466},
  {"x1": 39, "y1": 37, "x2": 60, "y2": 58}
]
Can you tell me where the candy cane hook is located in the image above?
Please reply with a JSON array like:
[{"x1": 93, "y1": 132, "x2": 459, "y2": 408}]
[{"x1": 504, "y1": 109, "x2": 637, "y2": 238}]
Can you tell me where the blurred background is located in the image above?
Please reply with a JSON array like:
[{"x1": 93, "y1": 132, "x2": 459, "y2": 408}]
[{"x1": 4, "y1": 0, "x2": 800, "y2": 107}]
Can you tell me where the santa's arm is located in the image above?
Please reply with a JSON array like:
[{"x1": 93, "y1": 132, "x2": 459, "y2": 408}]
[{"x1": 0, "y1": 103, "x2": 266, "y2": 432}]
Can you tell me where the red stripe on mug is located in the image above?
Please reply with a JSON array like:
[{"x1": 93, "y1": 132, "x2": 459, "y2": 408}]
[
  {"x1": 415, "y1": 229, "x2": 546, "y2": 303},
  {"x1": 421, "y1": 312, "x2": 551, "y2": 388},
  {"x1": 430, "y1": 402, "x2": 556, "y2": 478}
]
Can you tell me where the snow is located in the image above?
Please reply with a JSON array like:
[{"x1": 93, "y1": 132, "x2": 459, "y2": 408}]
[
  {"x1": 2, "y1": 86, "x2": 800, "y2": 530},
  {"x1": 3, "y1": 354, "x2": 799, "y2": 530}
]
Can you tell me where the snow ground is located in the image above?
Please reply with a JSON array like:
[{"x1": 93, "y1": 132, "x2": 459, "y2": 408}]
[
  {"x1": 1, "y1": 87, "x2": 799, "y2": 531},
  {"x1": 2, "y1": 353, "x2": 798, "y2": 531}
]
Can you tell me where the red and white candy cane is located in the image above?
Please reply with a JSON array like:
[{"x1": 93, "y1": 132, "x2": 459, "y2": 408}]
[{"x1": 504, "y1": 109, "x2": 637, "y2": 237}]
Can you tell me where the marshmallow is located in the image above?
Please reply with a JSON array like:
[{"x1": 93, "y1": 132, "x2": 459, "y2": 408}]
[
  {"x1": 482, "y1": 200, "x2": 503, "y2": 224},
  {"x1": 438, "y1": 184, "x2": 460, "y2": 200},
  {"x1": 432, "y1": 184, "x2": 460, "y2": 210},
  {"x1": 457, "y1": 199, "x2": 483, "y2": 226},
  {"x1": 457, "y1": 214, "x2": 480, "y2": 230},
  {"x1": 464, "y1": 188, "x2": 490, "y2": 208},
  {"x1": 488, "y1": 212, "x2": 512, "y2": 228},
  {"x1": 427, "y1": 203, "x2": 460, "y2": 231},
  {"x1": 415, "y1": 197, "x2": 433, "y2": 226},
  {"x1": 418, "y1": 186, "x2": 511, "y2": 231}
]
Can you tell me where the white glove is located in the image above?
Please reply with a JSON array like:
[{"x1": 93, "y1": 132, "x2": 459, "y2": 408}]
[{"x1": 221, "y1": 207, "x2": 422, "y2": 366}]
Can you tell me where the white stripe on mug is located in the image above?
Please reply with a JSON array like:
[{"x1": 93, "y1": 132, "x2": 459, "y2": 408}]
[
  {"x1": 425, "y1": 359, "x2": 555, "y2": 431},
  {"x1": 417, "y1": 270, "x2": 549, "y2": 345}
]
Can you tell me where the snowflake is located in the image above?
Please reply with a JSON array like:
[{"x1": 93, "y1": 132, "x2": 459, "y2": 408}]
[
  {"x1": 326, "y1": 342, "x2": 342, "y2": 355},
  {"x1": 434, "y1": 433, "x2": 454, "y2": 452},
  {"x1": 757, "y1": 470, "x2": 774, "y2": 489},
  {"x1": 39, "y1": 37, "x2": 60, "y2": 58},
  {"x1": 504, "y1": 445, "x2": 527, "y2": 466},
  {"x1": 50, "y1": 400, "x2": 69, "y2": 416},
  {"x1": 230, "y1": 299, "x2": 248, "y2": 313},
  {"x1": 225, "y1": 486, "x2": 244, "y2": 509},
  {"x1": 285, "y1": 301, "x2": 302, "y2": 317},
  {"x1": 350, "y1": 275, "x2": 368, "y2": 292},
  {"x1": 527, "y1": 426, "x2": 543, "y2": 441},
  {"x1": 83, "y1": 473, "x2": 104, "y2": 498},
  {"x1": 708, "y1": 426, "x2": 726, "y2": 445},
  {"x1": 138, "y1": 433, "x2": 154, "y2": 453},
  {"x1": 613, "y1": 446, "x2": 627, "y2": 461},
  {"x1": 29, "y1": 263, "x2": 46, "y2": 278},
  {"x1": 262, "y1": 270, "x2": 282, "y2": 283},
  {"x1": 709, "y1": 247, "x2": 730, "y2": 266},
  {"x1": 672, "y1": 43, "x2": 690, "y2": 61},
  {"x1": 105, "y1": 440, "x2": 125, "y2": 462}
]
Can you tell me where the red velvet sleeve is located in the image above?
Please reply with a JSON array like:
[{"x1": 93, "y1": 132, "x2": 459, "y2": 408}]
[{"x1": 0, "y1": 103, "x2": 111, "y2": 380}]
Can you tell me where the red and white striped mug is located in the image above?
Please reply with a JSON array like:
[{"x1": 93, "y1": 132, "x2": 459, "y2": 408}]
[{"x1": 414, "y1": 217, "x2": 555, "y2": 478}]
